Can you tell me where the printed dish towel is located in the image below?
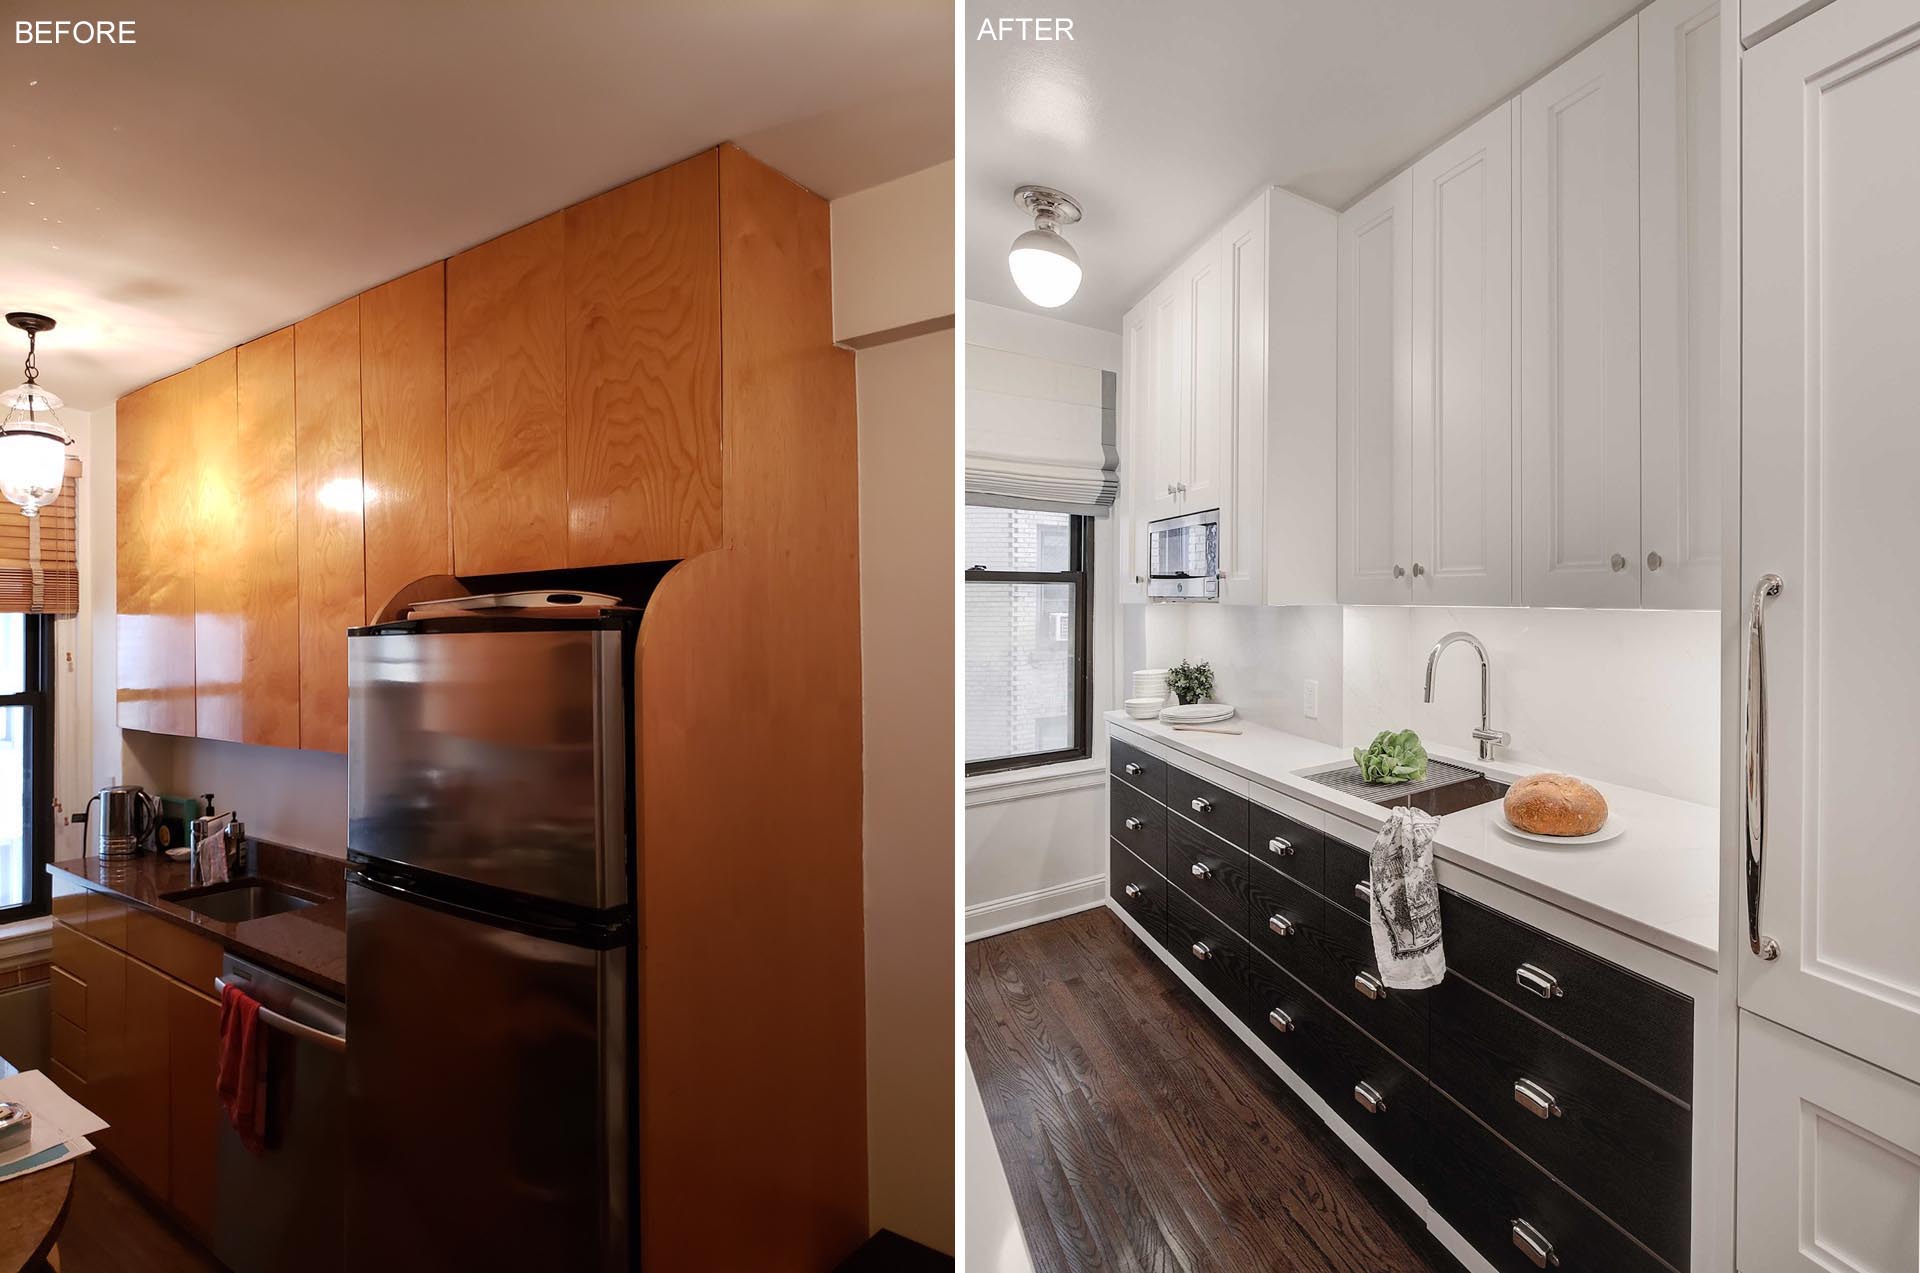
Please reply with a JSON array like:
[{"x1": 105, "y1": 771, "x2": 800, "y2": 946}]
[{"x1": 1368, "y1": 806, "x2": 1446, "y2": 989}]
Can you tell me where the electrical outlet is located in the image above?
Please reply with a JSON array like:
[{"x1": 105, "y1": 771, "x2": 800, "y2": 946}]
[{"x1": 1303, "y1": 679, "x2": 1319, "y2": 719}]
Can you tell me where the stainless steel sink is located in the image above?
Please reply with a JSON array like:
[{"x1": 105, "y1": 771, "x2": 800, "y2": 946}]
[
  {"x1": 163, "y1": 879, "x2": 322, "y2": 922},
  {"x1": 1305, "y1": 759, "x2": 1511, "y2": 818}
]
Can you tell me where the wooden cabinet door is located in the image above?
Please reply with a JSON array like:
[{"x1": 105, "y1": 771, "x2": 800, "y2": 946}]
[
  {"x1": 117, "y1": 371, "x2": 197, "y2": 735},
  {"x1": 293, "y1": 297, "x2": 366, "y2": 753},
  {"x1": 1517, "y1": 16, "x2": 1642, "y2": 608},
  {"x1": 361, "y1": 262, "x2": 449, "y2": 617},
  {"x1": 447, "y1": 213, "x2": 568, "y2": 576},
  {"x1": 1740, "y1": 0, "x2": 1920, "y2": 1086},
  {"x1": 1181, "y1": 232, "x2": 1228, "y2": 519},
  {"x1": 1336, "y1": 171, "x2": 1414, "y2": 604},
  {"x1": 1116, "y1": 298, "x2": 1151, "y2": 603},
  {"x1": 228, "y1": 330, "x2": 301, "y2": 748},
  {"x1": 565, "y1": 148, "x2": 722, "y2": 566},
  {"x1": 1639, "y1": 0, "x2": 1723, "y2": 611},
  {"x1": 1410, "y1": 102, "x2": 1514, "y2": 606},
  {"x1": 118, "y1": 958, "x2": 172, "y2": 1203},
  {"x1": 114, "y1": 382, "x2": 156, "y2": 732},
  {"x1": 190, "y1": 350, "x2": 245, "y2": 743},
  {"x1": 1145, "y1": 275, "x2": 1189, "y2": 526},
  {"x1": 167, "y1": 981, "x2": 220, "y2": 1240}
]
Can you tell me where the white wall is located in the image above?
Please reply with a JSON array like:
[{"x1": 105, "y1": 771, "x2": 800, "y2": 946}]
[{"x1": 1139, "y1": 603, "x2": 1344, "y2": 745}]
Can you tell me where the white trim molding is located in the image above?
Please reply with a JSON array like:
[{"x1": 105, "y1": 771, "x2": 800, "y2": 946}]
[
  {"x1": 965, "y1": 874, "x2": 1106, "y2": 940},
  {"x1": 965, "y1": 758, "x2": 1106, "y2": 807},
  {"x1": 0, "y1": 916, "x2": 53, "y2": 971}
]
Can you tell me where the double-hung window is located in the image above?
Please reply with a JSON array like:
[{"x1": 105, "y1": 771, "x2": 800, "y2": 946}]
[
  {"x1": 964, "y1": 505, "x2": 1091, "y2": 775},
  {"x1": 0, "y1": 614, "x2": 52, "y2": 922}
]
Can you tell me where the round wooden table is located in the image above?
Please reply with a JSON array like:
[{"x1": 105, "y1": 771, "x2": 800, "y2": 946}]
[{"x1": 0, "y1": 1159, "x2": 73, "y2": 1272}]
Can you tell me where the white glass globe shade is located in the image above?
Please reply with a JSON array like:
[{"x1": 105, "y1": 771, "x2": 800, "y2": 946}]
[
  {"x1": 1008, "y1": 227, "x2": 1082, "y2": 308},
  {"x1": 0, "y1": 428, "x2": 69, "y2": 515}
]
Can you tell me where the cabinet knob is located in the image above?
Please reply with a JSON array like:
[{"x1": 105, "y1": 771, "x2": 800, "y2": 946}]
[
  {"x1": 1267, "y1": 1007, "x2": 1295, "y2": 1034},
  {"x1": 1123, "y1": 882, "x2": 1144, "y2": 900},
  {"x1": 1353, "y1": 971, "x2": 1388, "y2": 1000},
  {"x1": 1411, "y1": 562, "x2": 1426, "y2": 578},
  {"x1": 1610, "y1": 553, "x2": 1627, "y2": 572},
  {"x1": 1352, "y1": 1081, "x2": 1386, "y2": 1114},
  {"x1": 1267, "y1": 836, "x2": 1293, "y2": 856},
  {"x1": 1510, "y1": 1219, "x2": 1560, "y2": 1268},
  {"x1": 1190, "y1": 941, "x2": 1213, "y2": 962},
  {"x1": 1392, "y1": 564, "x2": 1406, "y2": 579},
  {"x1": 1516, "y1": 963, "x2": 1563, "y2": 999},
  {"x1": 1267, "y1": 913, "x2": 1295, "y2": 938},
  {"x1": 1123, "y1": 817, "x2": 1145, "y2": 831},
  {"x1": 1513, "y1": 1078, "x2": 1562, "y2": 1120},
  {"x1": 1191, "y1": 797, "x2": 1214, "y2": 815},
  {"x1": 1646, "y1": 550, "x2": 1663, "y2": 571},
  {"x1": 1124, "y1": 762, "x2": 1145, "y2": 777}
]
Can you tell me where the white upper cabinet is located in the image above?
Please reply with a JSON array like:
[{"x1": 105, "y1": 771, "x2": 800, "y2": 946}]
[
  {"x1": 1409, "y1": 102, "x2": 1515, "y2": 606},
  {"x1": 1146, "y1": 273, "x2": 1190, "y2": 525},
  {"x1": 1117, "y1": 298, "x2": 1152, "y2": 603},
  {"x1": 1337, "y1": 172, "x2": 1415, "y2": 604},
  {"x1": 1517, "y1": 16, "x2": 1642, "y2": 609},
  {"x1": 1639, "y1": 0, "x2": 1723, "y2": 610},
  {"x1": 1182, "y1": 236, "x2": 1229, "y2": 519}
]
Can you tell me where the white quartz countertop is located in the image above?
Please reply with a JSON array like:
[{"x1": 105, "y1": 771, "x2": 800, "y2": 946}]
[{"x1": 1105, "y1": 711, "x2": 1720, "y2": 970}]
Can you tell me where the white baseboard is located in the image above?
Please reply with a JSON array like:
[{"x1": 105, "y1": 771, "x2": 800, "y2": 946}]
[{"x1": 965, "y1": 875, "x2": 1106, "y2": 941}]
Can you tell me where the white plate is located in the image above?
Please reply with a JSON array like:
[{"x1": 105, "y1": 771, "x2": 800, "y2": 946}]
[
  {"x1": 1491, "y1": 810, "x2": 1625, "y2": 846},
  {"x1": 1159, "y1": 703, "x2": 1235, "y2": 724}
]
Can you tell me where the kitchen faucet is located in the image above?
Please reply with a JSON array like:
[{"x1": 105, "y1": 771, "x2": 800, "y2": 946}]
[{"x1": 1424, "y1": 631, "x2": 1511, "y2": 762}]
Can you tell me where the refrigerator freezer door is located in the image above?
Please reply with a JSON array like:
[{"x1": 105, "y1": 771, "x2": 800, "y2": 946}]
[
  {"x1": 348, "y1": 624, "x2": 629, "y2": 909},
  {"x1": 345, "y1": 879, "x2": 633, "y2": 1272}
]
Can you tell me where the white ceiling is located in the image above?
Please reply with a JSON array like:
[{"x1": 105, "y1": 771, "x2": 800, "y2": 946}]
[
  {"x1": 3, "y1": 0, "x2": 953, "y2": 409},
  {"x1": 966, "y1": 0, "x2": 1642, "y2": 330}
]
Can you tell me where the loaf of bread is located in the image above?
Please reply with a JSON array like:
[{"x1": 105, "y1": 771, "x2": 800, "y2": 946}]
[{"x1": 1504, "y1": 773, "x2": 1608, "y2": 836}]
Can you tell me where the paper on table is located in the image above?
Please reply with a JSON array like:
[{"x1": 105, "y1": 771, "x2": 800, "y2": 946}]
[{"x1": 0, "y1": 1069, "x2": 105, "y2": 1182}]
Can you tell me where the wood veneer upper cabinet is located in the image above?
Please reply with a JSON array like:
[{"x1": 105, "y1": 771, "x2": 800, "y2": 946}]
[
  {"x1": 224, "y1": 330, "x2": 302, "y2": 747},
  {"x1": 116, "y1": 372, "x2": 197, "y2": 735},
  {"x1": 293, "y1": 297, "x2": 366, "y2": 753},
  {"x1": 188, "y1": 349, "x2": 251, "y2": 744},
  {"x1": 447, "y1": 213, "x2": 568, "y2": 575},
  {"x1": 361, "y1": 262, "x2": 450, "y2": 616},
  {"x1": 565, "y1": 148, "x2": 723, "y2": 566}
]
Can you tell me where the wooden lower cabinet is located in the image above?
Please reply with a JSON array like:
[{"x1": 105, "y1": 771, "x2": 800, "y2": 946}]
[
  {"x1": 168, "y1": 981, "x2": 221, "y2": 1239},
  {"x1": 119, "y1": 960, "x2": 173, "y2": 1200}
]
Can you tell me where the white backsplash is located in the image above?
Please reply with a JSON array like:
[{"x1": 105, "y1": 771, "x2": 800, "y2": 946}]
[{"x1": 1132, "y1": 603, "x2": 1720, "y2": 806}]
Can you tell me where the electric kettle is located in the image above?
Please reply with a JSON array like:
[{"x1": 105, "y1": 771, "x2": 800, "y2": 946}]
[{"x1": 79, "y1": 785, "x2": 162, "y2": 859}]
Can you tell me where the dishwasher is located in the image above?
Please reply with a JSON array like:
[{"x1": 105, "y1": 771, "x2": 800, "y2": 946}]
[{"x1": 212, "y1": 954, "x2": 346, "y2": 1273}]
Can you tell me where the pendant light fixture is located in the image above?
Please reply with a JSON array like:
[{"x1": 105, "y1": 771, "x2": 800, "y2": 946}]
[
  {"x1": 0, "y1": 312, "x2": 73, "y2": 517},
  {"x1": 1008, "y1": 185, "x2": 1083, "y2": 308}
]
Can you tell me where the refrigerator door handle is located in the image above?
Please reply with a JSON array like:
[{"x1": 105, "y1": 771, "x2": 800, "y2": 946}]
[
  {"x1": 347, "y1": 866, "x2": 630, "y2": 950},
  {"x1": 214, "y1": 975, "x2": 347, "y2": 1053}
]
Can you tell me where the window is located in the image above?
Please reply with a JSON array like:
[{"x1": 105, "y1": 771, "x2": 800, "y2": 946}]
[
  {"x1": 965, "y1": 506, "x2": 1091, "y2": 775},
  {"x1": 0, "y1": 614, "x2": 52, "y2": 922}
]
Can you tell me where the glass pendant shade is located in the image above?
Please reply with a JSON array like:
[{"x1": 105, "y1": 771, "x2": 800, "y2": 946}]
[
  {"x1": 1008, "y1": 226, "x2": 1082, "y2": 308},
  {"x1": 0, "y1": 382, "x2": 72, "y2": 517}
]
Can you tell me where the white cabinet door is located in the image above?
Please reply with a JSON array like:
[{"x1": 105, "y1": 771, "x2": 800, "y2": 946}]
[
  {"x1": 1410, "y1": 101, "x2": 1513, "y2": 606},
  {"x1": 1640, "y1": 0, "x2": 1723, "y2": 611},
  {"x1": 1517, "y1": 17, "x2": 1642, "y2": 608},
  {"x1": 1218, "y1": 196, "x2": 1267, "y2": 605},
  {"x1": 1740, "y1": 0, "x2": 1920, "y2": 1087},
  {"x1": 1147, "y1": 275, "x2": 1189, "y2": 525},
  {"x1": 1182, "y1": 233, "x2": 1229, "y2": 520},
  {"x1": 1336, "y1": 172, "x2": 1414, "y2": 605},
  {"x1": 1738, "y1": 1011, "x2": 1920, "y2": 1271},
  {"x1": 1118, "y1": 298, "x2": 1151, "y2": 603}
]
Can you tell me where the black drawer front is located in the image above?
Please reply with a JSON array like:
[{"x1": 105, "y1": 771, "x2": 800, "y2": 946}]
[
  {"x1": 1425, "y1": 1092, "x2": 1668, "y2": 1273},
  {"x1": 1109, "y1": 839, "x2": 1166, "y2": 947},
  {"x1": 1431, "y1": 976, "x2": 1691, "y2": 1268},
  {"x1": 1247, "y1": 799, "x2": 1325, "y2": 890},
  {"x1": 1243, "y1": 857, "x2": 1323, "y2": 986},
  {"x1": 1440, "y1": 890, "x2": 1693, "y2": 1099},
  {"x1": 1109, "y1": 779, "x2": 1166, "y2": 874},
  {"x1": 1225, "y1": 945, "x2": 1325, "y2": 1080},
  {"x1": 1165, "y1": 765, "x2": 1249, "y2": 849},
  {"x1": 1167, "y1": 811, "x2": 1253, "y2": 933},
  {"x1": 1304, "y1": 995, "x2": 1428, "y2": 1183},
  {"x1": 1324, "y1": 833, "x2": 1372, "y2": 920},
  {"x1": 1109, "y1": 736, "x2": 1165, "y2": 804},
  {"x1": 1310, "y1": 905, "x2": 1429, "y2": 1073},
  {"x1": 1164, "y1": 883, "x2": 1246, "y2": 1015}
]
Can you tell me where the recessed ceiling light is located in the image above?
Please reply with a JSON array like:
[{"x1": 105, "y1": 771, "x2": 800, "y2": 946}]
[{"x1": 1009, "y1": 185, "x2": 1083, "y2": 309}]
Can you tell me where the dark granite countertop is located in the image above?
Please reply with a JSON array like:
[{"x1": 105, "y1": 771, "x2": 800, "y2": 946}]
[{"x1": 47, "y1": 839, "x2": 347, "y2": 998}]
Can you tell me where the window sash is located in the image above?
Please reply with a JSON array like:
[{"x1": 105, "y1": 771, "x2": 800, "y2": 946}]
[
  {"x1": 965, "y1": 515, "x2": 1093, "y2": 777},
  {"x1": 0, "y1": 615, "x2": 52, "y2": 923}
]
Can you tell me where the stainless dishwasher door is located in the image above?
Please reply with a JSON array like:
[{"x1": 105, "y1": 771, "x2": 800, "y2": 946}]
[{"x1": 212, "y1": 954, "x2": 347, "y2": 1273}]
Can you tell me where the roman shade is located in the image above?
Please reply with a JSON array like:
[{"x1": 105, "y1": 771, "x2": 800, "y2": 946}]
[
  {"x1": 0, "y1": 457, "x2": 79, "y2": 615},
  {"x1": 965, "y1": 347, "x2": 1117, "y2": 514}
]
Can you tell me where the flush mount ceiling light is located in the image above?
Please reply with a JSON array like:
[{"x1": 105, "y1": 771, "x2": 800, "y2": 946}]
[
  {"x1": 1009, "y1": 185, "x2": 1083, "y2": 308},
  {"x1": 0, "y1": 312, "x2": 74, "y2": 518}
]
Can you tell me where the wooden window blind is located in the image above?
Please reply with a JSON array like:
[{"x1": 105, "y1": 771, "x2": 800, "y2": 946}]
[{"x1": 0, "y1": 458, "x2": 79, "y2": 615}]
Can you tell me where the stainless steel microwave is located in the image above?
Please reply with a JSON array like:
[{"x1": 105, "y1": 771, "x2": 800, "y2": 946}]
[{"x1": 1147, "y1": 508, "x2": 1220, "y2": 600}]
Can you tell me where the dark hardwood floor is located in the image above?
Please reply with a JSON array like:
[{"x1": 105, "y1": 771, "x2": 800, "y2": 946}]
[
  {"x1": 967, "y1": 908, "x2": 1462, "y2": 1273},
  {"x1": 55, "y1": 1158, "x2": 223, "y2": 1273}
]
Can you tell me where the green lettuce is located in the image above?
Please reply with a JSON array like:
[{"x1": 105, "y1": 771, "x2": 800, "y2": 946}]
[{"x1": 1353, "y1": 729, "x2": 1429, "y2": 785}]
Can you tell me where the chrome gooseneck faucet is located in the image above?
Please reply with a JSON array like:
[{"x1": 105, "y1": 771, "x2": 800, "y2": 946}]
[{"x1": 1424, "y1": 630, "x2": 1511, "y2": 762}]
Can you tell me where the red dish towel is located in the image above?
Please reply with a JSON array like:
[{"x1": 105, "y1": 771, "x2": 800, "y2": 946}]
[{"x1": 216, "y1": 982, "x2": 268, "y2": 1153}]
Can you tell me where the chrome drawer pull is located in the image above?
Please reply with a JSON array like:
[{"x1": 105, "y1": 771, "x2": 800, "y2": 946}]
[
  {"x1": 1353, "y1": 881, "x2": 1372, "y2": 903},
  {"x1": 1124, "y1": 762, "x2": 1145, "y2": 776},
  {"x1": 1513, "y1": 1078, "x2": 1562, "y2": 1120},
  {"x1": 1123, "y1": 883, "x2": 1144, "y2": 900},
  {"x1": 1268, "y1": 836, "x2": 1293, "y2": 856},
  {"x1": 1745, "y1": 573, "x2": 1784, "y2": 961},
  {"x1": 1190, "y1": 862, "x2": 1213, "y2": 881},
  {"x1": 1353, "y1": 972, "x2": 1387, "y2": 1000},
  {"x1": 1267, "y1": 913, "x2": 1295, "y2": 938},
  {"x1": 1352, "y1": 1081, "x2": 1385, "y2": 1114},
  {"x1": 1190, "y1": 941, "x2": 1214, "y2": 962},
  {"x1": 1123, "y1": 817, "x2": 1146, "y2": 831},
  {"x1": 1516, "y1": 963, "x2": 1563, "y2": 999},
  {"x1": 1511, "y1": 1219, "x2": 1559, "y2": 1268},
  {"x1": 1267, "y1": 1007, "x2": 1295, "y2": 1033},
  {"x1": 1191, "y1": 797, "x2": 1214, "y2": 815}
]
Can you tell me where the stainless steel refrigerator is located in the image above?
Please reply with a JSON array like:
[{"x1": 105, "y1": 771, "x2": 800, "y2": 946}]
[{"x1": 343, "y1": 604, "x2": 639, "y2": 1272}]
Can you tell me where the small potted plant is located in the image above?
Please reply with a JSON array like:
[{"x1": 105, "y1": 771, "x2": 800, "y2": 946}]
[{"x1": 1167, "y1": 660, "x2": 1215, "y2": 707}]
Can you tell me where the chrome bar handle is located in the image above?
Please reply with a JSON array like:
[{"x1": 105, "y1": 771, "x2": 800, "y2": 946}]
[
  {"x1": 213, "y1": 975, "x2": 347, "y2": 1054},
  {"x1": 1123, "y1": 883, "x2": 1143, "y2": 900},
  {"x1": 1190, "y1": 942, "x2": 1213, "y2": 962},
  {"x1": 1123, "y1": 817, "x2": 1145, "y2": 831},
  {"x1": 1352, "y1": 1081, "x2": 1385, "y2": 1113},
  {"x1": 1511, "y1": 1219, "x2": 1560, "y2": 1268},
  {"x1": 1267, "y1": 1007, "x2": 1295, "y2": 1033},
  {"x1": 1516, "y1": 963, "x2": 1562, "y2": 999},
  {"x1": 1123, "y1": 762, "x2": 1145, "y2": 776},
  {"x1": 1353, "y1": 881, "x2": 1372, "y2": 903},
  {"x1": 1745, "y1": 573, "x2": 1783, "y2": 961},
  {"x1": 1267, "y1": 913, "x2": 1295, "y2": 938},
  {"x1": 1190, "y1": 862, "x2": 1213, "y2": 881},
  {"x1": 1513, "y1": 1078, "x2": 1562, "y2": 1120},
  {"x1": 1267, "y1": 836, "x2": 1293, "y2": 857},
  {"x1": 1191, "y1": 797, "x2": 1214, "y2": 815},
  {"x1": 1353, "y1": 972, "x2": 1387, "y2": 1000}
]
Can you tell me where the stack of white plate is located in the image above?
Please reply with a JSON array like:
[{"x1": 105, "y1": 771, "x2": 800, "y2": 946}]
[
  {"x1": 1159, "y1": 702, "x2": 1236, "y2": 725},
  {"x1": 1123, "y1": 698, "x2": 1163, "y2": 719},
  {"x1": 1126, "y1": 669, "x2": 1170, "y2": 719}
]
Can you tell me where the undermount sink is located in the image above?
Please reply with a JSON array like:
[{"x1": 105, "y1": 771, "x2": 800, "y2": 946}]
[
  {"x1": 1305, "y1": 758, "x2": 1511, "y2": 819},
  {"x1": 163, "y1": 878, "x2": 322, "y2": 923}
]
